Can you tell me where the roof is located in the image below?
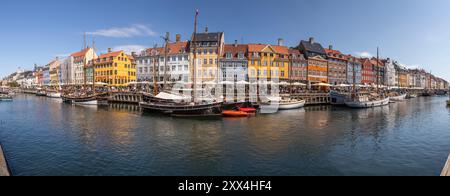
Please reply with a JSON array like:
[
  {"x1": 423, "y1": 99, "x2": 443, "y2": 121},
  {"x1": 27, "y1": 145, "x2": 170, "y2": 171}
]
[
  {"x1": 325, "y1": 49, "x2": 347, "y2": 61},
  {"x1": 71, "y1": 48, "x2": 91, "y2": 58},
  {"x1": 299, "y1": 40, "x2": 326, "y2": 55},
  {"x1": 223, "y1": 44, "x2": 248, "y2": 58},
  {"x1": 98, "y1": 51, "x2": 123, "y2": 59},
  {"x1": 192, "y1": 32, "x2": 223, "y2": 42},
  {"x1": 247, "y1": 44, "x2": 289, "y2": 54},
  {"x1": 166, "y1": 41, "x2": 189, "y2": 55}
]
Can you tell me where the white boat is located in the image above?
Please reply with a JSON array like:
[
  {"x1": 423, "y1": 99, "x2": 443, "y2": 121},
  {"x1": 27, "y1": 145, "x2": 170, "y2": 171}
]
[
  {"x1": 260, "y1": 97, "x2": 306, "y2": 111},
  {"x1": 389, "y1": 94, "x2": 407, "y2": 102},
  {"x1": 47, "y1": 92, "x2": 61, "y2": 98},
  {"x1": 345, "y1": 96, "x2": 390, "y2": 108}
]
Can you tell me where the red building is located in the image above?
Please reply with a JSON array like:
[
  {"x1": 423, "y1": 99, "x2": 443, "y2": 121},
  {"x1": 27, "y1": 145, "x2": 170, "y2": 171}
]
[{"x1": 361, "y1": 58, "x2": 374, "y2": 85}]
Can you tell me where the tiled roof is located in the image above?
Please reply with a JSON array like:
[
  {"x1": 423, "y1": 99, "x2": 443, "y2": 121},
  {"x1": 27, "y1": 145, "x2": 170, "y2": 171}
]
[
  {"x1": 247, "y1": 44, "x2": 289, "y2": 54},
  {"x1": 325, "y1": 49, "x2": 347, "y2": 61},
  {"x1": 71, "y1": 48, "x2": 91, "y2": 57},
  {"x1": 98, "y1": 51, "x2": 123, "y2": 59},
  {"x1": 223, "y1": 44, "x2": 248, "y2": 58}
]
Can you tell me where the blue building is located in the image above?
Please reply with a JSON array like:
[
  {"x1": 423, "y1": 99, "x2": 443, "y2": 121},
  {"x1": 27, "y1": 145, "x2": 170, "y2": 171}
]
[{"x1": 347, "y1": 56, "x2": 362, "y2": 84}]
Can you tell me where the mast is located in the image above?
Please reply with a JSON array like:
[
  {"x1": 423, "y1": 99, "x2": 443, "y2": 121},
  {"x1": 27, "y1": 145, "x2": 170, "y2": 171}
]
[
  {"x1": 163, "y1": 32, "x2": 170, "y2": 91},
  {"x1": 376, "y1": 47, "x2": 379, "y2": 93},
  {"x1": 92, "y1": 39, "x2": 96, "y2": 94},
  {"x1": 192, "y1": 9, "x2": 199, "y2": 103},
  {"x1": 152, "y1": 44, "x2": 159, "y2": 95},
  {"x1": 352, "y1": 57, "x2": 356, "y2": 99}
]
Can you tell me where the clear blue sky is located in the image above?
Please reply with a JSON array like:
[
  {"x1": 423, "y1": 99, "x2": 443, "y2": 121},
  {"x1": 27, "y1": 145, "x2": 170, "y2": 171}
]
[{"x1": 1, "y1": 0, "x2": 449, "y2": 81}]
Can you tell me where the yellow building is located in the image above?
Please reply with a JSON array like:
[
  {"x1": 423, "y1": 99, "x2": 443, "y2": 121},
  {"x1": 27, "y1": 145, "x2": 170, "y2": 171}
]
[
  {"x1": 247, "y1": 44, "x2": 289, "y2": 81},
  {"x1": 190, "y1": 30, "x2": 225, "y2": 82},
  {"x1": 93, "y1": 49, "x2": 136, "y2": 87}
]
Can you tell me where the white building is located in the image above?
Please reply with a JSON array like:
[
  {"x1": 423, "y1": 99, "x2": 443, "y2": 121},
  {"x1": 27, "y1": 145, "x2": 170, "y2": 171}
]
[
  {"x1": 384, "y1": 58, "x2": 396, "y2": 87},
  {"x1": 137, "y1": 37, "x2": 190, "y2": 83},
  {"x1": 71, "y1": 48, "x2": 97, "y2": 85},
  {"x1": 60, "y1": 56, "x2": 74, "y2": 85}
]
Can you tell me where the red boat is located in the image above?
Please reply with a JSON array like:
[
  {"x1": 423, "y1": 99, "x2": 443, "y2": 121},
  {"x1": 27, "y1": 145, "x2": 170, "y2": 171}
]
[
  {"x1": 222, "y1": 110, "x2": 249, "y2": 117},
  {"x1": 238, "y1": 107, "x2": 257, "y2": 113}
]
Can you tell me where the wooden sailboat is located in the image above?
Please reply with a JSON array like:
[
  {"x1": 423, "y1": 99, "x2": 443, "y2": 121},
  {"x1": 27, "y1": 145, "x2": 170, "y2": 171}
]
[
  {"x1": 139, "y1": 10, "x2": 223, "y2": 116},
  {"x1": 345, "y1": 47, "x2": 389, "y2": 108}
]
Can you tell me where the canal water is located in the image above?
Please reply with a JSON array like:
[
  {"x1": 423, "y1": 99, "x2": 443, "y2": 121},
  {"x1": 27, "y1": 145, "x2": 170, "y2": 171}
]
[{"x1": 0, "y1": 94, "x2": 449, "y2": 176}]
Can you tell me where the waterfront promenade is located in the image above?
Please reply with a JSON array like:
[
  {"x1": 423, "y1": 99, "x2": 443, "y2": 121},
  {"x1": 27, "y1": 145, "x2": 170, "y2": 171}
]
[
  {"x1": 442, "y1": 154, "x2": 450, "y2": 176},
  {"x1": 0, "y1": 144, "x2": 10, "y2": 176}
]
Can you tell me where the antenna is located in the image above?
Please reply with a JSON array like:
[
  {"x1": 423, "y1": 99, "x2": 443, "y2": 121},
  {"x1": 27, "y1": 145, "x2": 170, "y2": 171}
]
[{"x1": 84, "y1": 32, "x2": 87, "y2": 49}]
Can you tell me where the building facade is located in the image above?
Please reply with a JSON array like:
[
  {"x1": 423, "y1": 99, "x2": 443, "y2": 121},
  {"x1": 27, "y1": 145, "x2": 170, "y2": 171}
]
[
  {"x1": 298, "y1": 38, "x2": 328, "y2": 83},
  {"x1": 247, "y1": 44, "x2": 289, "y2": 82},
  {"x1": 93, "y1": 50, "x2": 136, "y2": 87},
  {"x1": 346, "y1": 56, "x2": 362, "y2": 85},
  {"x1": 219, "y1": 43, "x2": 248, "y2": 82},
  {"x1": 325, "y1": 46, "x2": 347, "y2": 85},
  {"x1": 190, "y1": 29, "x2": 225, "y2": 82},
  {"x1": 384, "y1": 58, "x2": 396, "y2": 87},
  {"x1": 288, "y1": 49, "x2": 307, "y2": 82},
  {"x1": 361, "y1": 58, "x2": 374, "y2": 85},
  {"x1": 71, "y1": 48, "x2": 97, "y2": 85}
]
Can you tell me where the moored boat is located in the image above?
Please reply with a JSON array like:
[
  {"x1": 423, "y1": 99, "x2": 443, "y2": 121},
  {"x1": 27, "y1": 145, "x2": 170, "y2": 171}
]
[
  {"x1": 345, "y1": 96, "x2": 390, "y2": 108},
  {"x1": 407, "y1": 94, "x2": 417, "y2": 99},
  {"x1": 260, "y1": 97, "x2": 306, "y2": 111},
  {"x1": 222, "y1": 110, "x2": 249, "y2": 117},
  {"x1": 330, "y1": 90, "x2": 349, "y2": 105},
  {"x1": 62, "y1": 95, "x2": 98, "y2": 105},
  {"x1": 0, "y1": 94, "x2": 13, "y2": 102},
  {"x1": 47, "y1": 92, "x2": 62, "y2": 98},
  {"x1": 389, "y1": 93, "x2": 407, "y2": 102},
  {"x1": 36, "y1": 90, "x2": 47, "y2": 96}
]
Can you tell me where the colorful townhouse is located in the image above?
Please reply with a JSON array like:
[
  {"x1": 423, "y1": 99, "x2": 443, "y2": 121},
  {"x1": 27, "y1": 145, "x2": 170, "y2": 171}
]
[
  {"x1": 219, "y1": 42, "x2": 249, "y2": 82},
  {"x1": 384, "y1": 58, "x2": 397, "y2": 87},
  {"x1": 71, "y1": 47, "x2": 97, "y2": 85},
  {"x1": 346, "y1": 55, "x2": 362, "y2": 85},
  {"x1": 93, "y1": 49, "x2": 136, "y2": 87},
  {"x1": 325, "y1": 45, "x2": 347, "y2": 85},
  {"x1": 361, "y1": 58, "x2": 374, "y2": 85},
  {"x1": 297, "y1": 38, "x2": 328, "y2": 84},
  {"x1": 136, "y1": 47, "x2": 164, "y2": 82},
  {"x1": 48, "y1": 58, "x2": 61, "y2": 86},
  {"x1": 288, "y1": 48, "x2": 307, "y2": 82},
  {"x1": 370, "y1": 58, "x2": 385, "y2": 85},
  {"x1": 247, "y1": 43, "x2": 289, "y2": 82},
  {"x1": 190, "y1": 28, "x2": 225, "y2": 82}
]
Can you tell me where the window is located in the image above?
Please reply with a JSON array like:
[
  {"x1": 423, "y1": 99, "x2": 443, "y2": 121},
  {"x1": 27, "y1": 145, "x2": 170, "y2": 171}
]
[
  {"x1": 204, "y1": 59, "x2": 207, "y2": 65},
  {"x1": 226, "y1": 52, "x2": 232, "y2": 59},
  {"x1": 209, "y1": 59, "x2": 213, "y2": 65}
]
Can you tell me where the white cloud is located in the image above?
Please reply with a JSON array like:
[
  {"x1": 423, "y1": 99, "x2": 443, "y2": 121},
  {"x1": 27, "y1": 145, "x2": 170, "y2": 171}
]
[
  {"x1": 354, "y1": 51, "x2": 373, "y2": 58},
  {"x1": 88, "y1": 24, "x2": 157, "y2": 38},
  {"x1": 112, "y1": 45, "x2": 148, "y2": 54}
]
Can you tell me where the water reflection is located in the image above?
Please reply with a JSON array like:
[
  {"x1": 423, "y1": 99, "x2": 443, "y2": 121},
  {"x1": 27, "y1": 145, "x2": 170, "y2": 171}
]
[{"x1": 1, "y1": 95, "x2": 449, "y2": 176}]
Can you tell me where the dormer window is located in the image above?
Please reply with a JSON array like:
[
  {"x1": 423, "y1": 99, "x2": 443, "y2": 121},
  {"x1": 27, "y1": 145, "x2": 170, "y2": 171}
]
[
  {"x1": 226, "y1": 52, "x2": 232, "y2": 59},
  {"x1": 238, "y1": 52, "x2": 244, "y2": 59}
]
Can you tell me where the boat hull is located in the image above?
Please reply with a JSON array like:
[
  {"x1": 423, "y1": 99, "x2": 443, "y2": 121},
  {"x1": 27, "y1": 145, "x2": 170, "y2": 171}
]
[
  {"x1": 330, "y1": 91, "x2": 348, "y2": 105},
  {"x1": 140, "y1": 101, "x2": 223, "y2": 116},
  {"x1": 345, "y1": 98, "x2": 390, "y2": 108},
  {"x1": 260, "y1": 100, "x2": 306, "y2": 111},
  {"x1": 47, "y1": 93, "x2": 61, "y2": 98},
  {"x1": 62, "y1": 96, "x2": 98, "y2": 105},
  {"x1": 390, "y1": 94, "x2": 407, "y2": 102}
]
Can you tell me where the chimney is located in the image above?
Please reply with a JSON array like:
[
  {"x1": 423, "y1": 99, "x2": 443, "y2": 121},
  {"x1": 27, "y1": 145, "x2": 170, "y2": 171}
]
[
  {"x1": 309, "y1": 37, "x2": 315, "y2": 44},
  {"x1": 234, "y1": 40, "x2": 238, "y2": 47},
  {"x1": 176, "y1": 34, "x2": 181, "y2": 42},
  {"x1": 108, "y1": 48, "x2": 112, "y2": 53},
  {"x1": 205, "y1": 26, "x2": 208, "y2": 33},
  {"x1": 277, "y1": 38, "x2": 284, "y2": 46},
  {"x1": 329, "y1": 45, "x2": 333, "y2": 50}
]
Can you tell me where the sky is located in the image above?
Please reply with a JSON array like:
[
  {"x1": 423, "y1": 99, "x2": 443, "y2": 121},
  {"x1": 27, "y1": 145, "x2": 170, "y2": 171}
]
[{"x1": 1, "y1": 0, "x2": 449, "y2": 81}]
